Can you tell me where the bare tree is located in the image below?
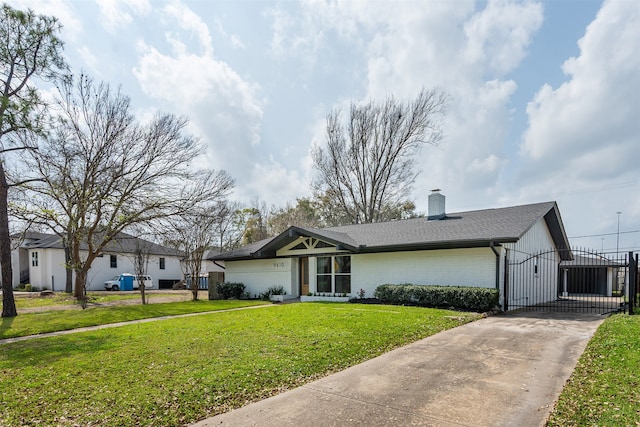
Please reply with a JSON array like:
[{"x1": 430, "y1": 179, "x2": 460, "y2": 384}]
[
  {"x1": 164, "y1": 199, "x2": 231, "y2": 301},
  {"x1": 133, "y1": 245, "x2": 150, "y2": 304},
  {"x1": 120, "y1": 231, "x2": 153, "y2": 305},
  {"x1": 0, "y1": 4, "x2": 67, "y2": 317},
  {"x1": 213, "y1": 199, "x2": 243, "y2": 250},
  {"x1": 17, "y1": 74, "x2": 233, "y2": 305},
  {"x1": 312, "y1": 88, "x2": 446, "y2": 225},
  {"x1": 267, "y1": 198, "x2": 322, "y2": 235}
]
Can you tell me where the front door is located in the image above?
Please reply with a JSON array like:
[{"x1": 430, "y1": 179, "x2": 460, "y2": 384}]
[{"x1": 300, "y1": 257, "x2": 309, "y2": 295}]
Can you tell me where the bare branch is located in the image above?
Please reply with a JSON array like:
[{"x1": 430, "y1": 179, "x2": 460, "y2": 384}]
[
  {"x1": 17, "y1": 73, "x2": 234, "y2": 300},
  {"x1": 312, "y1": 88, "x2": 447, "y2": 224}
]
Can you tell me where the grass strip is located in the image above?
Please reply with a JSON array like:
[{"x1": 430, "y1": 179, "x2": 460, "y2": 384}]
[
  {"x1": 547, "y1": 314, "x2": 640, "y2": 426},
  {"x1": 0, "y1": 300, "x2": 268, "y2": 339},
  {"x1": 0, "y1": 303, "x2": 479, "y2": 426}
]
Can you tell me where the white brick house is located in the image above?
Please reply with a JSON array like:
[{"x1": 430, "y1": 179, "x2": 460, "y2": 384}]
[{"x1": 213, "y1": 192, "x2": 571, "y2": 309}]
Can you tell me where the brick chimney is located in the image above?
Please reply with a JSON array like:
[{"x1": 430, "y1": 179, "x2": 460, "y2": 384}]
[{"x1": 427, "y1": 189, "x2": 446, "y2": 220}]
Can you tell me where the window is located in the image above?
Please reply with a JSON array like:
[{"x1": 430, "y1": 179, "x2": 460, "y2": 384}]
[
  {"x1": 316, "y1": 255, "x2": 351, "y2": 294},
  {"x1": 334, "y1": 256, "x2": 351, "y2": 294},
  {"x1": 316, "y1": 256, "x2": 332, "y2": 293},
  {"x1": 159, "y1": 257, "x2": 166, "y2": 270},
  {"x1": 110, "y1": 254, "x2": 117, "y2": 268},
  {"x1": 31, "y1": 251, "x2": 39, "y2": 267}
]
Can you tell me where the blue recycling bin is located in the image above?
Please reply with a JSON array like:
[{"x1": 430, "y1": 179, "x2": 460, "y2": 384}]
[{"x1": 120, "y1": 274, "x2": 134, "y2": 291}]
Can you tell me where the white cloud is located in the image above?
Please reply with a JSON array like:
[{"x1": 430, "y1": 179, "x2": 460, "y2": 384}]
[
  {"x1": 7, "y1": 0, "x2": 83, "y2": 40},
  {"x1": 518, "y1": 0, "x2": 640, "y2": 186},
  {"x1": 97, "y1": 0, "x2": 151, "y2": 33},
  {"x1": 131, "y1": 1, "x2": 267, "y2": 202},
  {"x1": 522, "y1": 0, "x2": 640, "y2": 167},
  {"x1": 163, "y1": 0, "x2": 213, "y2": 55},
  {"x1": 213, "y1": 19, "x2": 246, "y2": 50},
  {"x1": 243, "y1": 158, "x2": 311, "y2": 205},
  {"x1": 257, "y1": 1, "x2": 546, "y2": 213},
  {"x1": 511, "y1": 0, "x2": 640, "y2": 247},
  {"x1": 77, "y1": 45, "x2": 98, "y2": 72},
  {"x1": 463, "y1": 0, "x2": 544, "y2": 75}
]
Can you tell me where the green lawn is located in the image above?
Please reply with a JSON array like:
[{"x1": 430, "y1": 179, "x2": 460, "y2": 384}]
[
  {"x1": 6, "y1": 292, "x2": 163, "y2": 309},
  {"x1": 547, "y1": 314, "x2": 640, "y2": 426},
  {"x1": 0, "y1": 303, "x2": 479, "y2": 426},
  {"x1": 0, "y1": 300, "x2": 268, "y2": 339}
]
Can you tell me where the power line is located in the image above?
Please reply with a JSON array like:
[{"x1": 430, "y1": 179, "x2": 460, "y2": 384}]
[{"x1": 570, "y1": 229, "x2": 640, "y2": 239}]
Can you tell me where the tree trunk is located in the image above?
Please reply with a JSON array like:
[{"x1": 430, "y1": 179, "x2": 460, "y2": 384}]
[
  {"x1": 191, "y1": 282, "x2": 198, "y2": 301},
  {"x1": 74, "y1": 266, "x2": 88, "y2": 308},
  {"x1": 0, "y1": 161, "x2": 17, "y2": 318},
  {"x1": 64, "y1": 244, "x2": 73, "y2": 293},
  {"x1": 140, "y1": 282, "x2": 147, "y2": 305}
]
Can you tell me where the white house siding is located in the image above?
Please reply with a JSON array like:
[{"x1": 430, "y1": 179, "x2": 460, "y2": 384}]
[
  {"x1": 28, "y1": 248, "x2": 63, "y2": 291},
  {"x1": 503, "y1": 218, "x2": 560, "y2": 308},
  {"x1": 351, "y1": 248, "x2": 497, "y2": 299},
  {"x1": 224, "y1": 259, "x2": 295, "y2": 298},
  {"x1": 201, "y1": 260, "x2": 225, "y2": 275},
  {"x1": 9, "y1": 247, "x2": 24, "y2": 287},
  {"x1": 27, "y1": 249, "x2": 182, "y2": 291}
]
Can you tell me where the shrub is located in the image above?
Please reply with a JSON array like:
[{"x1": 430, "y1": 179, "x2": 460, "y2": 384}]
[
  {"x1": 216, "y1": 282, "x2": 246, "y2": 300},
  {"x1": 24, "y1": 284, "x2": 32, "y2": 292},
  {"x1": 260, "y1": 285, "x2": 286, "y2": 300},
  {"x1": 374, "y1": 284, "x2": 499, "y2": 312}
]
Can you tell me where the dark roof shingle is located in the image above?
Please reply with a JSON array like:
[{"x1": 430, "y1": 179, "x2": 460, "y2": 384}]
[{"x1": 215, "y1": 201, "x2": 569, "y2": 260}]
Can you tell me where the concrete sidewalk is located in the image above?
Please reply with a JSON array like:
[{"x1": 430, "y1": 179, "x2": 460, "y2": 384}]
[{"x1": 193, "y1": 312, "x2": 603, "y2": 427}]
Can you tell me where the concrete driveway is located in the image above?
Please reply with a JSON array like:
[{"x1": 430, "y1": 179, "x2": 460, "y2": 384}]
[{"x1": 192, "y1": 311, "x2": 604, "y2": 427}]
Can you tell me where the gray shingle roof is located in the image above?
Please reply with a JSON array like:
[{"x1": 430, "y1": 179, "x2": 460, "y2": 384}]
[
  {"x1": 561, "y1": 254, "x2": 624, "y2": 267},
  {"x1": 23, "y1": 232, "x2": 182, "y2": 257},
  {"x1": 214, "y1": 201, "x2": 570, "y2": 261}
]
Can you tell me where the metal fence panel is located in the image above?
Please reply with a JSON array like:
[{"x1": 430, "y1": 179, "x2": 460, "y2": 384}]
[{"x1": 506, "y1": 248, "x2": 628, "y2": 314}]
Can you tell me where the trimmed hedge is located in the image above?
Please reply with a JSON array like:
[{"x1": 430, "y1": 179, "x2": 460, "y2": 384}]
[
  {"x1": 216, "y1": 282, "x2": 246, "y2": 300},
  {"x1": 374, "y1": 284, "x2": 499, "y2": 312}
]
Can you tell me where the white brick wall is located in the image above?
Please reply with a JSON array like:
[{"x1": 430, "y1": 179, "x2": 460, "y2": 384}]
[
  {"x1": 224, "y1": 247, "x2": 499, "y2": 300},
  {"x1": 352, "y1": 248, "x2": 497, "y2": 298},
  {"x1": 224, "y1": 259, "x2": 295, "y2": 298}
]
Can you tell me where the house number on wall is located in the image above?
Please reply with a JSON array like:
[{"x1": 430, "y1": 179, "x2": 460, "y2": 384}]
[{"x1": 273, "y1": 262, "x2": 285, "y2": 268}]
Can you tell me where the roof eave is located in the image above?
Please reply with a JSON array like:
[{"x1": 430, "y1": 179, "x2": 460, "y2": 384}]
[{"x1": 356, "y1": 238, "x2": 514, "y2": 254}]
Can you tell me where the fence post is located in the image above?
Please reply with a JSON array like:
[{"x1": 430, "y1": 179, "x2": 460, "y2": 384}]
[
  {"x1": 208, "y1": 272, "x2": 220, "y2": 300},
  {"x1": 628, "y1": 252, "x2": 636, "y2": 315},
  {"x1": 503, "y1": 250, "x2": 509, "y2": 312}
]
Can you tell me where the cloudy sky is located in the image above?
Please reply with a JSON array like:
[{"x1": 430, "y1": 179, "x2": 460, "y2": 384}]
[{"x1": 8, "y1": 0, "x2": 640, "y2": 252}]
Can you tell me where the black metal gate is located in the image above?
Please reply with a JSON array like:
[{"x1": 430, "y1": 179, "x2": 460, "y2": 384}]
[
  {"x1": 505, "y1": 248, "x2": 630, "y2": 314},
  {"x1": 630, "y1": 253, "x2": 639, "y2": 315}
]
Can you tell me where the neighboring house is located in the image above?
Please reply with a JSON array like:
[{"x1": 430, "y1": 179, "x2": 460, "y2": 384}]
[
  {"x1": 202, "y1": 248, "x2": 225, "y2": 276},
  {"x1": 559, "y1": 254, "x2": 623, "y2": 296},
  {"x1": 17, "y1": 232, "x2": 183, "y2": 291},
  {"x1": 8, "y1": 231, "x2": 51, "y2": 288},
  {"x1": 213, "y1": 191, "x2": 571, "y2": 308}
]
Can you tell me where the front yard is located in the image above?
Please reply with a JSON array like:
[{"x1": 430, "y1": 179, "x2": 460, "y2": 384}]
[
  {"x1": 0, "y1": 302, "x2": 479, "y2": 426},
  {"x1": 547, "y1": 313, "x2": 640, "y2": 425},
  {"x1": 0, "y1": 299, "x2": 267, "y2": 339}
]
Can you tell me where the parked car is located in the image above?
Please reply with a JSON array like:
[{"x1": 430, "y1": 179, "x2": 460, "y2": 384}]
[{"x1": 104, "y1": 274, "x2": 153, "y2": 291}]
